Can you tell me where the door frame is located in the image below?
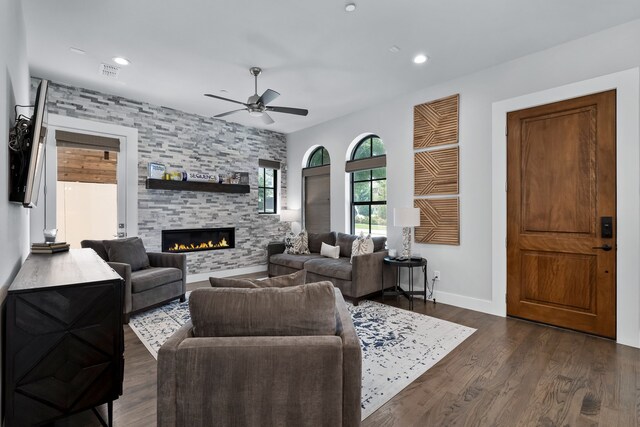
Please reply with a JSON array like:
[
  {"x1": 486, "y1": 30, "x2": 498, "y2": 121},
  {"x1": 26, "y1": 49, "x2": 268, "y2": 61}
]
[
  {"x1": 491, "y1": 68, "x2": 640, "y2": 348},
  {"x1": 30, "y1": 115, "x2": 139, "y2": 241}
]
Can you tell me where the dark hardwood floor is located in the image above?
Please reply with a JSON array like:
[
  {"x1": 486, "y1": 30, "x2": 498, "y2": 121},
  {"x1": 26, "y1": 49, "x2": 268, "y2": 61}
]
[{"x1": 55, "y1": 276, "x2": 640, "y2": 426}]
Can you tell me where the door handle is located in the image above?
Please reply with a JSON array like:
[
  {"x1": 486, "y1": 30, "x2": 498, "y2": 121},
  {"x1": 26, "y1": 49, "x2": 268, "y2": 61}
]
[{"x1": 592, "y1": 244, "x2": 612, "y2": 251}]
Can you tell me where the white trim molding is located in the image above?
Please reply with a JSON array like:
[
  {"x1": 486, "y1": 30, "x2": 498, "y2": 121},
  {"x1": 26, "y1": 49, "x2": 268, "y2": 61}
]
[
  {"x1": 491, "y1": 68, "x2": 640, "y2": 348},
  {"x1": 46, "y1": 115, "x2": 139, "y2": 238}
]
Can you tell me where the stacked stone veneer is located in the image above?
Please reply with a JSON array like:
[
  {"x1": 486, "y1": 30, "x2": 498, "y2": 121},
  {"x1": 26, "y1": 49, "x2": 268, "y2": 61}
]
[{"x1": 32, "y1": 79, "x2": 289, "y2": 275}]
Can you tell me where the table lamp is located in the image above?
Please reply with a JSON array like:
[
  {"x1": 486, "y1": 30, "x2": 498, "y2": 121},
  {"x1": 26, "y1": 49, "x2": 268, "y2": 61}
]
[
  {"x1": 393, "y1": 207, "x2": 421, "y2": 259},
  {"x1": 280, "y1": 209, "x2": 301, "y2": 234}
]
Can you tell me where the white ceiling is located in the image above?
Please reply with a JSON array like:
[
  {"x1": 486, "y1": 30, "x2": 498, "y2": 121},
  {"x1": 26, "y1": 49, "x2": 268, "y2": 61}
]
[{"x1": 22, "y1": 0, "x2": 640, "y2": 134}]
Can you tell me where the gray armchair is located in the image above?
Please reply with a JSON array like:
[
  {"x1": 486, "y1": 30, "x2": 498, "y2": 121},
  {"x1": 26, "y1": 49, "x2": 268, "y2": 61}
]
[
  {"x1": 158, "y1": 282, "x2": 362, "y2": 427},
  {"x1": 81, "y1": 238, "x2": 187, "y2": 323}
]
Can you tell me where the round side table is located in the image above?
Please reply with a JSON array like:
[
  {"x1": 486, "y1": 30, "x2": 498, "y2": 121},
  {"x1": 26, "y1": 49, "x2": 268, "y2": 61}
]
[{"x1": 382, "y1": 257, "x2": 434, "y2": 310}]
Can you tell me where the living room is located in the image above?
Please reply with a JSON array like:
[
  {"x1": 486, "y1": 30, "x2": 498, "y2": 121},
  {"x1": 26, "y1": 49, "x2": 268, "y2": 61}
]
[{"x1": 2, "y1": 0, "x2": 640, "y2": 426}]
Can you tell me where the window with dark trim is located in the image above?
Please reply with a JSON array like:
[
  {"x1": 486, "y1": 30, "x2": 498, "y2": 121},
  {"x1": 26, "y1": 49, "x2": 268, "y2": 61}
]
[
  {"x1": 350, "y1": 136, "x2": 386, "y2": 236},
  {"x1": 307, "y1": 147, "x2": 331, "y2": 167},
  {"x1": 258, "y1": 167, "x2": 277, "y2": 214}
]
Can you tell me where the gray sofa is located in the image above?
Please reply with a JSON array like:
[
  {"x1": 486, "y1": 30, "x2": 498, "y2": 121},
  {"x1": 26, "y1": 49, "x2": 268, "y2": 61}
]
[
  {"x1": 81, "y1": 237, "x2": 187, "y2": 323},
  {"x1": 267, "y1": 232, "x2": 395, "y2": 304},
  {"x1": 158, "y1": 282, "x2": 362, "y2": 427}
]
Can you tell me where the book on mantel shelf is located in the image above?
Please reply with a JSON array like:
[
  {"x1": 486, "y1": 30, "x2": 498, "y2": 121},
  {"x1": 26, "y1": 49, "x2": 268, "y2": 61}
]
[{"x1": 31, "y1": 242, "x2": 70, "y2": 254}]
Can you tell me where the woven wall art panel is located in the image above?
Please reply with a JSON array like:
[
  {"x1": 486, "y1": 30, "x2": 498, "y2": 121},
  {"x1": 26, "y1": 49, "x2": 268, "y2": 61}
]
[
  {"x1": 414, "y1": 146, "x2": 459, "y2": 196},
  {"x1": 414, "y1": 198, "x2": 460, "y2": 245},
  {"x1": 414, "y1": 94, "x2": 459, "y2": 149}
]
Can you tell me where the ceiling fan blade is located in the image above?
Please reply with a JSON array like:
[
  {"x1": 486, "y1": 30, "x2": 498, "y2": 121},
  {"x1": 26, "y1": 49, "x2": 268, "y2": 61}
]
[
  {"x1": 204, "y1": 93, "x2": 248, "y2": 106},
  {"x1": 214, "y1": 108, "x2": 247, "y2": 118},
  {"x1": 258, "y1": 89, "x2": 280, "y2": 105},
  {"x1": 266, "y1": 106, "x2": 309, "y2": 116},
  {"x1": 261, "y1": 112, "x2": 275, "y2": 125}
]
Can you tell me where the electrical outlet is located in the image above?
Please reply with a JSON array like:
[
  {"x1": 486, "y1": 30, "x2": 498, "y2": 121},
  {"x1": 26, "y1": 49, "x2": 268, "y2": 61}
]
[{"x1": 433, "y1": 270, "x2": 441, "y2": 281}]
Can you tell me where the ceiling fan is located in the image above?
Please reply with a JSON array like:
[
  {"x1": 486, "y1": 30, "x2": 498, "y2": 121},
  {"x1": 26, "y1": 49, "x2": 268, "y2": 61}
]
[{"x1": 205, "y1": 67, "x2": 309, "y2": 125}]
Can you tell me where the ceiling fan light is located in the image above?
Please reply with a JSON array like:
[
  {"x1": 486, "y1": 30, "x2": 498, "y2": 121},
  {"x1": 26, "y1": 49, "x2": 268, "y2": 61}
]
[{"x1": 249, "y1": 110, "x2": 264, "y2": 117}]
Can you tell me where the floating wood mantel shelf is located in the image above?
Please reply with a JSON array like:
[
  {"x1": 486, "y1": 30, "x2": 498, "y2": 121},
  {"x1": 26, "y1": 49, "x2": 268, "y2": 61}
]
[{"x1": 145, "y1": 178, "x2": 250, "y2": 194}]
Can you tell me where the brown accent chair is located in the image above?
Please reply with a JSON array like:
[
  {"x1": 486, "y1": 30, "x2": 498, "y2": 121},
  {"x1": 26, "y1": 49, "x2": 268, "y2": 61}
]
[
  {"x1": 81, "y1": 237, "x2": 186, "y2": 323},
  {"x1": 267, "y1": 232, "x2": 395, "y2": 305},
  {"x1": 157, "y1": 282, "x2": 362, "y2": 427}
]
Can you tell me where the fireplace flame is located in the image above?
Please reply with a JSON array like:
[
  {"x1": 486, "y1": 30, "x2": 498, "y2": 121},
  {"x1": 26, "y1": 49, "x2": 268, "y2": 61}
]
[{"x1": 169, "y1": 238, "x2": 229, "y2": 252}]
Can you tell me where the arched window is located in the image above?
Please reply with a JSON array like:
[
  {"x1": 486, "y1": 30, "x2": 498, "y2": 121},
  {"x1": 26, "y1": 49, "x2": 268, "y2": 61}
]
[
  {"x1": 347, "y1": 135, "x2": 386, "y2": 236},
  {"x1": 307, "y1": 146, "x2": 331, "y2": 167},
  {"x1": 302, "y1": 146, "x2": 331, "y2": 233}
]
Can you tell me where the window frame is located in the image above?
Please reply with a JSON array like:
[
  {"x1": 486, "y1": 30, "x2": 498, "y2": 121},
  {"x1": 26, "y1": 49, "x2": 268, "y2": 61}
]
[
  {"x1": 258, "y1": 166, "x2": 278, "y2": 214},
  {"x1": 307, "y1": 146, "x2": 331, "y2": 168},
  {"x1": 349, "y1": 136, "x2": 386, "y2": 236}
]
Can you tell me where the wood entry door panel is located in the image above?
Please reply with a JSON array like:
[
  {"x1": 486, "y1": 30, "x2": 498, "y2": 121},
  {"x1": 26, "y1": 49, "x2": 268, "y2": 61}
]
[{"x1": 507, "y1": 90, "x2": 616, "y2": 339}]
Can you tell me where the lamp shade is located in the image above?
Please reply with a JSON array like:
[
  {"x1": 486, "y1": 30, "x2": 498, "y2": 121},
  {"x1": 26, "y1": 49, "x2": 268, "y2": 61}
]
[
  {"x1": 279, "y1": 209, "x2": 301, "y2": 222},
  {"x1": 393, "y1": 207, "x2": 420, "y2": 227}
]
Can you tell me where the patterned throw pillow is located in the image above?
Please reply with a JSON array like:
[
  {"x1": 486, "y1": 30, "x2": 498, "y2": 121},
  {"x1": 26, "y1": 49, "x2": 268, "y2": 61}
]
[
  {"x1": 284, "y1": 230, "x2": 310, "y2": 255},
  {"x1": 350, "y1": 233, "x2": 374, "y2": 263}
]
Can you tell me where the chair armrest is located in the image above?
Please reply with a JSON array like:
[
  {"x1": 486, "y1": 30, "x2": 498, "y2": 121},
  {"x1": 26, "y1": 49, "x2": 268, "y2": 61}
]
[
  {"x1": 334, "y1": 290, "x2": 362, "y2": 426},
  {"x1": 267, "y1": 241, "x2": 286, "y2": 258},
  {"x1": 108, "y1": 262, "x2": 132, "y2": 315},
  {"x1": 157, "y1": 322, "x2": 194, "y2": 427},
  {"x1": 147, "y1": 252, "x2": 187, "y2": 293},
  {"x1": 351, "y1": 250, "x2": 389, "y2": 297}
]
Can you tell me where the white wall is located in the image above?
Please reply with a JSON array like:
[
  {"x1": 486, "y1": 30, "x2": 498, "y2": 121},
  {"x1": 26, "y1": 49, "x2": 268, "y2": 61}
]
[
  {"x1": 0, "y1": 0, "x2": 30, "y2": 412},
  {"x1": 287, "y1": 20, "x2": 640, "y2": 334}
]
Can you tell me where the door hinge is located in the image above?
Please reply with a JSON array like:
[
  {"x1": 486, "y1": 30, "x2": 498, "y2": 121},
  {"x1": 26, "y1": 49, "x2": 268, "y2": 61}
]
[
  {"x1": 505, "y1": 181, "x2": 508, "y2": 192},
  {"x1": 505, "y1": 293, "x2": 507, "y2": 303},
  {"x1": 505, "y1": 237, "x2": 507, "y2": 248}
]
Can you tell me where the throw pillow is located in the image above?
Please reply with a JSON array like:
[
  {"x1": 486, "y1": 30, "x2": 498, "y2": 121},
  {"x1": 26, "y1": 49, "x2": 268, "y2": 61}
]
[
  {"x1": 210, "y1": 270, "x2": 307, "y2": 288},
  {"x1": 189, "y1": 281, "x2": 337, "y2": 337},
  {"x1": 351, "y1": 233, "x2": 374, "y2": 263},
  {"x1": 284, "y1": 230, "x2": 310, "y2": 255},
  {"x1": 320, "y1": 242, "x2": 340, "y2": 259},
  {"x1": 104, "y1": 237, "x2": 150, "y2": 271}
]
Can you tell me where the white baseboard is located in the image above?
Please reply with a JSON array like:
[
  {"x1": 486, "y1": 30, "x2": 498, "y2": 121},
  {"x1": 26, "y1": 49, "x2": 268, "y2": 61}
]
[
  {"x1": 430, "y1": 290, "x2": 499, "y2": 316},
  {"x1": 187, "y1": 265, "x2": 267, "y2": 284}
]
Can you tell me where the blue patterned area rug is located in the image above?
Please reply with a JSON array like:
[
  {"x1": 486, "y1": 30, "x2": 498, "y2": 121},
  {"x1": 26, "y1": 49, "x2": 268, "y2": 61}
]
[{"x1": 129, "y1": 293, "x2": 475, "y2": 420}]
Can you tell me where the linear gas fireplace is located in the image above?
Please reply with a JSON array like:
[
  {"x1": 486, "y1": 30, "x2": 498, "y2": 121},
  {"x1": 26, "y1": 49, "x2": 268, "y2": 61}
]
[{"x1": 162, "y1": 228, "x2": 235, "y2": 253}]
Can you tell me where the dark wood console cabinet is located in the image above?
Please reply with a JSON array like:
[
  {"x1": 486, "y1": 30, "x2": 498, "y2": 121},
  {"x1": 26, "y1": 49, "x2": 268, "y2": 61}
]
[{"x1": 4, "y1": 249, "x2": 124, "y2": 426}]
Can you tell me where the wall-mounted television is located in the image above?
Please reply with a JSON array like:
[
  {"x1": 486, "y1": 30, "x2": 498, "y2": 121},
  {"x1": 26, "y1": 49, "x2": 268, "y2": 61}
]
[{"x1": 9, "y1": 79, "x2": 49, "y2": 208}]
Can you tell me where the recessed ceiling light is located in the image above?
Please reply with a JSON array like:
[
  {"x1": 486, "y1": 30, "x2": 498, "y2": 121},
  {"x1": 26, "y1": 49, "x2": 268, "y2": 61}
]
[
  {"x1": 113, "y1": 57, "x2": 131, "y2": 66},
  {"x1": 389, "y1": 45, "x2": 401, "y2": 53},
  {"x1": 413, "y1": 54, "x2": 428, "y2": 64},
  {"x1": 345, "y1": 3, "x2": 356, "y2": 12},
  {"x1": 69, "y1": 47, "x2": 86, "y2": 55}
]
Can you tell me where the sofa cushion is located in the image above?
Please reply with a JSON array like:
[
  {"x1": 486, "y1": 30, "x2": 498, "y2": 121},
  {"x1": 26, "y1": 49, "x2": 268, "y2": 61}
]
[
  {"x1": 189, "y1": 281, "x2": 337, "y2": 337},
  {"x1": 304, "y1": 257, "x2": 352, "y2": 281},
  {"x1": 269, "y1": 253, "x2": 323, "y2": 270},
  {"x1": 210, "y1": 270, "x2": 307, "y2": 288},
  {"x1": 371, "y1": 236, "x2": 387, "y2": 252},
  {"x1": 308, "y1": 232, "x2": 336, "y2": 253},
  {"x1": 336, "y1": 232, "x2": 358, "y2": 258},
  {"x1": 80, "y1": 239, "x2": 109, "y2": 261},
  {"x1": 131, "y1": 267, "x2": 182, "y2": 293},
  {"x1": 372, "y1": 236, "x2": 387, "y2": 252},
  {"x1": 104, "y1": 237, "x2": 150, "y2": 271}
]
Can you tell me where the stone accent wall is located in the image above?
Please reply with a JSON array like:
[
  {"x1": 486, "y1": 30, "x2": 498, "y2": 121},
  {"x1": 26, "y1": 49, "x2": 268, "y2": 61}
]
[{"x1": 33, "y1": 79, "x2": 289, "y2": 275}]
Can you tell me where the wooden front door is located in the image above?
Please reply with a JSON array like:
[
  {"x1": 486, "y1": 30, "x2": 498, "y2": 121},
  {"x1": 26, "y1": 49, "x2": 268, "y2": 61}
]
[{"x1": 506, "y1": 90, "x2": 616, "y2": 339}]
